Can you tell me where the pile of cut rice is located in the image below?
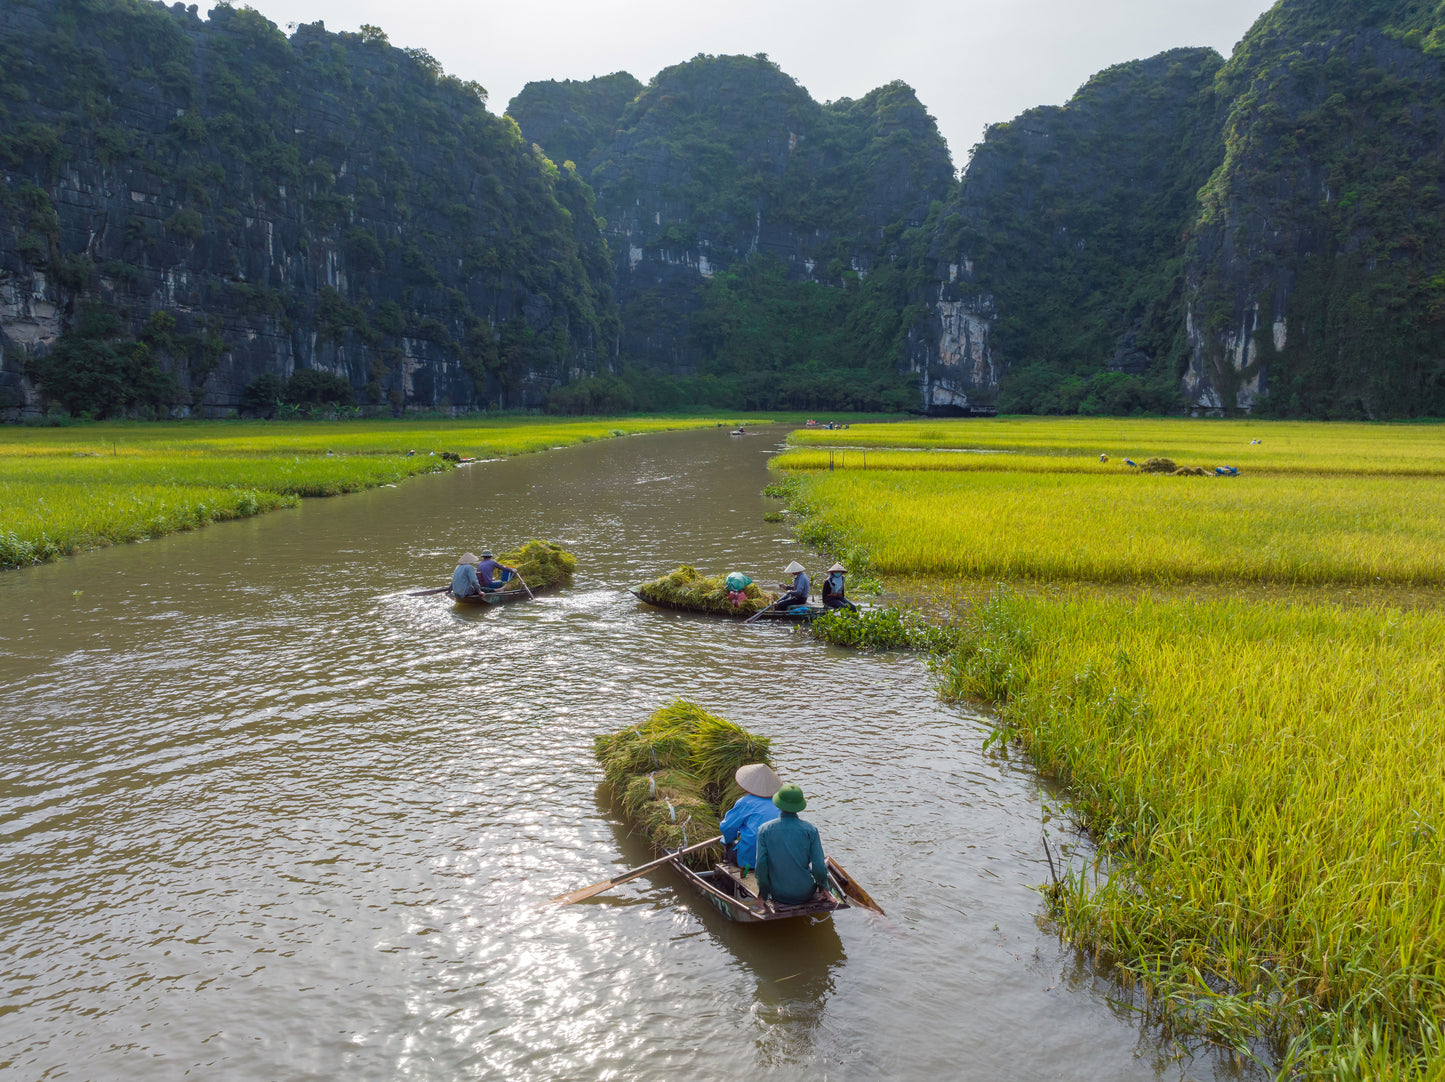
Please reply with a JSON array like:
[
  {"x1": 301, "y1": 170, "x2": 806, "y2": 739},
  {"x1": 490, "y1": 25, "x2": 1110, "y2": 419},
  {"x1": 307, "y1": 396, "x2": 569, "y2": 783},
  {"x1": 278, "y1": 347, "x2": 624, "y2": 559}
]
[
  {"x1": 498, "y1": 540, "x2": 576, "y2": 591},
  {"x1": 633, "y1": 565, "x2": 777, "y2": 616},
  {"x1": 594, "y1": 699, "x2": 773, "y2": 868}
]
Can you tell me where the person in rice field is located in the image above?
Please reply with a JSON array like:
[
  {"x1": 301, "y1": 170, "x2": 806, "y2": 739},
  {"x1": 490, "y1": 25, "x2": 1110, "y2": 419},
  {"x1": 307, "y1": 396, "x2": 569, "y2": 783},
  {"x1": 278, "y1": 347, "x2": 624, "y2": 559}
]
[
  {"x1": 776, "y1": 561, "x2": 810, "y2": 608},
  {"x1": 720, "y1": 763, "x2": 782, "y2": 872},
  {"x1": 451, "y1": 553, "x2": 484, "y2": 598},
  {"x1": 756, "y1": 783, "x2": 830, "y2": 906},
  {"x1": 820, "y1": 562, "x2": 857, "y2": 611},
  {"x1": 476, "y1": 550, "x2": 517, "y2": 592}
]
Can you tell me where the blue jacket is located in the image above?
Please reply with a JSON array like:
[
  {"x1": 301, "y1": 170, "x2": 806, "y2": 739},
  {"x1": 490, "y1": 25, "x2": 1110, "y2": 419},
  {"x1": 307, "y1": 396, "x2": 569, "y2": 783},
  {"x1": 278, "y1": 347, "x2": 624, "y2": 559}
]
[
  {"x1": 756, "y1": 812, "x2": 828, "y2": 904},
  {"x1": 719, "y1": 794, "x2": 778, "y2": 869},
  {"x1": 451, "y1": 563, "x2": 481, "y2": 596},
  {"x1": 782, "y1": 571, "x2": 810, "y2": 605}
]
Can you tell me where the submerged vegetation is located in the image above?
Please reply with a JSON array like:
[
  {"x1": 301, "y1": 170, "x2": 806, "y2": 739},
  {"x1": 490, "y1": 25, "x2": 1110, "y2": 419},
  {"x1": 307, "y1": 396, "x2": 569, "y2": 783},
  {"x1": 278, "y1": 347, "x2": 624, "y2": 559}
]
[
  {"x1": 774, "y1": 416, "x2": 1445, "y2": 1076},
  {"x1": 0, "y1": 416, "x2": 756, "y2": 569},
  {"x1": 593, "y1": 699, "x2": 772, "y2": 868}
]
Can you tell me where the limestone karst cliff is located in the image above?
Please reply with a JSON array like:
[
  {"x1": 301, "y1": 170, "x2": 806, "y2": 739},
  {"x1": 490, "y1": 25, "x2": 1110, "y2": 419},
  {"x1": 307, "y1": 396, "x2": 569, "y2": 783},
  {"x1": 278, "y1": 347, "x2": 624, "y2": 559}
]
[{"x1": 0, "y1": 0, "x2": 615, "y2": 418}]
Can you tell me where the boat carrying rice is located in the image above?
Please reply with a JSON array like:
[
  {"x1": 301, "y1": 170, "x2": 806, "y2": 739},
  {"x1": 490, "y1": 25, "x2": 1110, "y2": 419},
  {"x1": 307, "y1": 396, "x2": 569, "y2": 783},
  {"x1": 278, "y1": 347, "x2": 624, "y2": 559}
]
[
  {"x1": 585, "y1": 700, "x2": 883, "y2": 922},
  {"x1": 630, "y1": 565, "x2": 824, "y2": 620}
]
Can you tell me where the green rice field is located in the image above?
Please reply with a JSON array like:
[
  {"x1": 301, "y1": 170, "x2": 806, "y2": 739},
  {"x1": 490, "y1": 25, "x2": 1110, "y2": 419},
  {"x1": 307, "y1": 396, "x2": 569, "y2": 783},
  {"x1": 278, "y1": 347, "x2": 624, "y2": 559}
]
[
  {"x1": 776, "y1": 417, "x2": 1445, "y2": 1079},
  {"x1": 0, "y1": 416, "x2": 759, "y2": 569}
]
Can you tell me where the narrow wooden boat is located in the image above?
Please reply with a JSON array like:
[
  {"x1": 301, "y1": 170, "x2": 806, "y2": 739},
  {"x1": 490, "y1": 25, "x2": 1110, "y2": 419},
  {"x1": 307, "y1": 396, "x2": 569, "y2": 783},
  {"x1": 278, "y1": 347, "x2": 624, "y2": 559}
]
[
  {"x1": 669, "y1": 854, "x2": 881, "y2": 923},
  {"x1": 451, "y1": 587, "x2": 531, "y2": 606},
  {"x1": 628, "y1": 590, "x2": 822, "y2": 621}
]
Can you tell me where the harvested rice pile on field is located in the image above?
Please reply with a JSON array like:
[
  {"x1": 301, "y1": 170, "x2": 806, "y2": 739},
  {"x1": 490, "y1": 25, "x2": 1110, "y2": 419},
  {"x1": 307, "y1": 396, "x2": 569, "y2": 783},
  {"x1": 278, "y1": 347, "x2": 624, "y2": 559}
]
[
  {"x1": 498, "y1": 539, "x2": 576, "y2": 591},
  {"x1": 594, "y1": 699, "x2": 773, "y2": 868},
  {"x1": 633, "y1": 565, "x2": 777, "y2": 615}
]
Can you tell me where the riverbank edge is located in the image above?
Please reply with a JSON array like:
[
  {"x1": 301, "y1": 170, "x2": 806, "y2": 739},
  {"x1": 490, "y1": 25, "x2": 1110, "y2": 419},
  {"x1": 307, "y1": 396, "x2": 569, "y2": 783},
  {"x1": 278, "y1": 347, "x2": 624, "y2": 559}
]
[
  {"x1": 772, "y1": 471, "x2": 1443, "y2": 1080},
  {"x1": 0, "y1": 416, "x2": 785, "y2": 571}
]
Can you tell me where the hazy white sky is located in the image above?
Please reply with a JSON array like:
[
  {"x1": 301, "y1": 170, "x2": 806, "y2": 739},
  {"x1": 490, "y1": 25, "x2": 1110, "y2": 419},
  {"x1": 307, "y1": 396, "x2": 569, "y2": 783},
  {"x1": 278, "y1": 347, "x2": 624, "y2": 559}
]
[{"x1": 231, "y1": 0, "x2": 1276, "y2": 163}]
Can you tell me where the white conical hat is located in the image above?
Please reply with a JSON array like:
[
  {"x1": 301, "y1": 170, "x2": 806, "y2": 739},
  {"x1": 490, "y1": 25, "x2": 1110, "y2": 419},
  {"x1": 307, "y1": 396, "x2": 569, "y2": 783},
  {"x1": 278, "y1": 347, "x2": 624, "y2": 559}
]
[
  {"x1": 735, "y1": 763, "x2": 783, "y2": 798},
  {"x1": 457, "y1": 552, "x2": 479, "y2": 565},
  {"x1": 827, "y1": 562, "x2": 846, "y2": 572},
  {"x1": 784, "y1": 561, "x2": 805, "y2": 574}
]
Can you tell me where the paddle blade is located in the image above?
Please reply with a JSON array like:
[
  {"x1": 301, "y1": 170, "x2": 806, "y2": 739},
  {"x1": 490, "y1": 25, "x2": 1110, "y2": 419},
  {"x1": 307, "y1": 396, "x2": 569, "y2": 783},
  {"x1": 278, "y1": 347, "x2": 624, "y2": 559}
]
[{"x1": 827, "y1": 857, "x2": 885, "y2": 915}]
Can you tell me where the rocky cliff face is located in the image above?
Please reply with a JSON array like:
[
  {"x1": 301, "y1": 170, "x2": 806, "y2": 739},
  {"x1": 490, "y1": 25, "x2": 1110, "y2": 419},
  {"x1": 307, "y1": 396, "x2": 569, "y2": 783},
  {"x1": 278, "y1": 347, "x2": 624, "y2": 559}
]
[
  {"x1": 1183, "y1": 13, "x2": 1445, "y2": 417},
  {"x1": 512, "y1": 57, "x2": 956, "y2": 405},
  {"x1": 0, "y1": 0, "x2": 615, "y2": 418}
]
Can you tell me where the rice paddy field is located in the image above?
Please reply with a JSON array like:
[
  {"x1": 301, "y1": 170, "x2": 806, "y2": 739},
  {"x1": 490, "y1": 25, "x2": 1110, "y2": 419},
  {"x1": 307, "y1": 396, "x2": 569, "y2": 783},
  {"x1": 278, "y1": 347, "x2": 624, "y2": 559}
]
[
  {"x1": 0, "y1": 416, "x2": 761, "y2": 569},
  {"x1": 775, "y1": 417, "x2": 1445, "y2": 1079}
]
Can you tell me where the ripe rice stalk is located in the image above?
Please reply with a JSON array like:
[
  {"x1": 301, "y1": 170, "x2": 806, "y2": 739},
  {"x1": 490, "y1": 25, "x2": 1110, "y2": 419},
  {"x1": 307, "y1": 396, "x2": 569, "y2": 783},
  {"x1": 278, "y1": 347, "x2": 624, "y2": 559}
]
[
  {"x1": 633, "y1": 565, "x2": 777, "y2": 615},
  {"x1": 594, "y1": 699, "x2": 775, "y2": 868},
  {"x1": 497, "y1": 539, "x2": 576, "y2": 591}
]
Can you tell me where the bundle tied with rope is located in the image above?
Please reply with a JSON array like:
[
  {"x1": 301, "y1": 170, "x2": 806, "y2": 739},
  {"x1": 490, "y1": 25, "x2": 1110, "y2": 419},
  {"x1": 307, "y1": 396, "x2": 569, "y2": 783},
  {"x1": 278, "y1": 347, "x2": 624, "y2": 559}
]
[
  {"x1": 633, "y1": 565, "x2": 778, "y2": 615},
  {"x1": 497, "y1": 539, "x2": 577, "y2": 591},
  {"x1": 594, "y1": 699, "x2": 773, "y2": 868}
]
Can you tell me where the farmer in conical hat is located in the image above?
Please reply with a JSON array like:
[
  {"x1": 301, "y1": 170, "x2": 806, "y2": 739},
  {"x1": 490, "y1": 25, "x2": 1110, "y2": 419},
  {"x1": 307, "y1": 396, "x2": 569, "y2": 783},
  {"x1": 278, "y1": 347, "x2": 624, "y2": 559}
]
[
  {"x1": 756, "y1": 783, "x2": 831, "y2": 906},
  {"x1": 719, "y1": 763, "x2": 782, "y2": 872},
  {"x1": 820, "y1": 561, "x2": 857, "y2": 611},
  {"x1": 476, "y1": 549, "x2": 517, "y2": 592},
  {"x1": 776, "y1": 560, "x2": 810, "y2": 609},
  {"x1": 451, "y1": 553, "x2": 484, "y2": 598}
]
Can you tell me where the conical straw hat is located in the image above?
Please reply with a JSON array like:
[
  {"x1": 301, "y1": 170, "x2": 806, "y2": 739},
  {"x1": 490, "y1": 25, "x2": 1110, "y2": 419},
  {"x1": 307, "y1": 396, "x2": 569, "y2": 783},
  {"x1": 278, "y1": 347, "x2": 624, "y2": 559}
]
[
  {"x1": 784, "y1": 560, "x2": 805, "y2": 574},
  {"x1": 827, "y1": 562, "x2": 846, "y2": 572},
  {"x1": 457, "y1": 552, "x2": 479, "y2": 565},
  {"x1": 735, "y1": 763, "x2": 782, "y2": 798}
]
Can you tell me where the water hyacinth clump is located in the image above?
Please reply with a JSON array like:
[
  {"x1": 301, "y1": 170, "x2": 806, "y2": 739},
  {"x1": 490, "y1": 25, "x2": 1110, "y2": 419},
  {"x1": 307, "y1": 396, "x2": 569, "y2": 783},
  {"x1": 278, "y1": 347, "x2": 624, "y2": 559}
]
[
  {"x1": 594, "y1": 699, "x2": 772, "y2": 867},
  {"x1": 633, "y1": 565, "x2": 778, "y2": 616},
  {"x1": 497, "y1": 539, "x2": 576, "y2": 591},
  {"x1": 806, "y1": 606, "x2": 960, "y2": 653}
]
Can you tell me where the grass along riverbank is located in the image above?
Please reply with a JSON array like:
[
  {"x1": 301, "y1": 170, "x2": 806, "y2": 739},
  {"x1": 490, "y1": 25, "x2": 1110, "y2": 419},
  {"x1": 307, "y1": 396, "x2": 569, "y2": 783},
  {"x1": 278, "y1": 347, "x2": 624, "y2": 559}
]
[
  {"x1": 0, "y1": 416, "x2": 765, "y2": 569},
  {"x1": 776, "y1": 417, "x2": 1445, "y2": 1078}
]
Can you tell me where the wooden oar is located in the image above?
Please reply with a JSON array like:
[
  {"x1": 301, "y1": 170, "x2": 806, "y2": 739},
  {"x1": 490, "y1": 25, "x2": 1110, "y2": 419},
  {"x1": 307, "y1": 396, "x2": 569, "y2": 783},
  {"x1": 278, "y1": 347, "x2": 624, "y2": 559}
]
[
  {"x1": 546, "y1": 835, "x2": 723, "y2": 906},
  {"x1": 826, "y1": 856, "x2": 886, "y2": 915},
  {"x1": 744, "y1": 597, "x2": 786, "y2": 624},
  {"x1": 407, "y1": 586, "x2": 452, "y2": 597},
  {"x1": 514, "y1": 573, "x2": 535, "y2": 600}
]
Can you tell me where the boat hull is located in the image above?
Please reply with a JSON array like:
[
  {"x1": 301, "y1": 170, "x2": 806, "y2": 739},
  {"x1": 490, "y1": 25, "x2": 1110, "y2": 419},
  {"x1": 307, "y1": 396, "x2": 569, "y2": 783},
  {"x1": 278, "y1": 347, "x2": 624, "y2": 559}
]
[
  {"x1": 671, "y1": 861, "x2": 848, "y2": 923},
  {"x1": 451, "y1": 588, "x2": 531, "y2": 606},
  {"x1": 628, "y1": 590, "x2": 821, "y2": 621}
]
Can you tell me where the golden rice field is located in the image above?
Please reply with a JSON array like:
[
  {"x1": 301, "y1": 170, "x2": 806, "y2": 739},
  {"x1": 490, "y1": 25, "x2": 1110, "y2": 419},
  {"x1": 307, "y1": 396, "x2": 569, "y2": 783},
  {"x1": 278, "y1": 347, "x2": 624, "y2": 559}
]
[
  {"x1": 777, "y1": 417, "x2": 1445, "y2": 1078},
  {"x1": 785, "y1": 416, "x2": 1445, "y2": 475},
  {"x1": 0, "y1": 416, "x2": 760, "y2": 568}
]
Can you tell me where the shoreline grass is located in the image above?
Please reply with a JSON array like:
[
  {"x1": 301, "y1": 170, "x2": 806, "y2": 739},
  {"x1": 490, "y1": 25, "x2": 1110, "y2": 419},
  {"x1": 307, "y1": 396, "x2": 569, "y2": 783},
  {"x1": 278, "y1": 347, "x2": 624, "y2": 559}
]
[
  {"x1": 0, "y1": 415, "x2": 779, "y2": 569},
  {"x1": 775, "y1": 416, "x2": 1445, "y2": 1076}
]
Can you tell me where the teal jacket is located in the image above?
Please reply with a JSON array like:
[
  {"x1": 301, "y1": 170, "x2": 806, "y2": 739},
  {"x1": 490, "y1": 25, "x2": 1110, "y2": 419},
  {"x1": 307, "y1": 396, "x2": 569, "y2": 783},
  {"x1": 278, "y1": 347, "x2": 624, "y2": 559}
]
[{"x1": 755, "y1": 811, "x2": 827, "y2": 904}]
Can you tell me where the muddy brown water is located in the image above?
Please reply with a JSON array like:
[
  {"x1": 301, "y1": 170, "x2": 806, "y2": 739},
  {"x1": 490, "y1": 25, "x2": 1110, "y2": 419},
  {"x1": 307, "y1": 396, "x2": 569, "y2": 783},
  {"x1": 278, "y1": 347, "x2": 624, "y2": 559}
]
[{"x1": 0, "y1": 428, "x2": 1248, "y2": 1081}]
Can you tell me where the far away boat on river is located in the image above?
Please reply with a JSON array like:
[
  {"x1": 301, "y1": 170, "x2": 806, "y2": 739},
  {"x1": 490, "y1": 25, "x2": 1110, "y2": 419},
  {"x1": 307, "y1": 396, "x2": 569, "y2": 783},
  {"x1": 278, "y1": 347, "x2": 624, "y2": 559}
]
[{"x1": 630, "y1": 565, "x2": 824, "y2": 620}]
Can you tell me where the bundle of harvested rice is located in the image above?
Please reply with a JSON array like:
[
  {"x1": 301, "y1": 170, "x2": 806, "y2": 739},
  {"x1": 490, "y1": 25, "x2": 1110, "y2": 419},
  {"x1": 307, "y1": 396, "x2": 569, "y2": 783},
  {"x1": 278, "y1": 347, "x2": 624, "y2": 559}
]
[
  {"x1": 633, "y1": 565, "x2": 777, "y2": 615},
  {"x1": 1139, "y1": 457, "x2": 1179, "y2": 474},
  {"x1": 498, "y1": 539, "x2": 576, "y2": 591},
  {"x1": 1170, "y1": 465, "x2": 1211, "y2": 477},
  {"x1": 594, "y1": 699, "x2": 774, "y2": 867}
]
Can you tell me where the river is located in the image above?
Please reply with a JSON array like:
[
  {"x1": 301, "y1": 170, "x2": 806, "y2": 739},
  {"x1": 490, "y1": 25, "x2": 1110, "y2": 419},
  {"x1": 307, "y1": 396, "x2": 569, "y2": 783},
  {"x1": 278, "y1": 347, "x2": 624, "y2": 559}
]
[{"x1": 0, "y1": 427, "x2": 1245, "y2": 1081}]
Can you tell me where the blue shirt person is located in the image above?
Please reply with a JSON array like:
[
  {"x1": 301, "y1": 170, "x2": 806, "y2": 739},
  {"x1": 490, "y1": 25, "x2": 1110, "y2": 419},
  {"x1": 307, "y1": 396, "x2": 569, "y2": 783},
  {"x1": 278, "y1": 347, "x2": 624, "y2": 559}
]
[
  {"x1": 779, "y1": 561, "x2": 810, "y2": 607},
  {"x1": 476, "y1": 550, "x2": 516, "y2": 590},
  {"x1": 821, "y1": 562, "x2": 857, "y2": 611},
  {"x1": 719, "y1": 762, "x2": 783, "y2": 870},
  {"x1": 755, "y1": 783, "x2": 829, "y2": 905},
  {"x1": 451, "y1": 553, "x2": 483, "y2": 596}
]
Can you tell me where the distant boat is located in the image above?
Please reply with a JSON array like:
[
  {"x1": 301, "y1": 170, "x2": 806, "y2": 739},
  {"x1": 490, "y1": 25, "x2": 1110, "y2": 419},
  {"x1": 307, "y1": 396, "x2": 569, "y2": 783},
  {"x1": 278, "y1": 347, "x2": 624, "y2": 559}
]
[{"x1": 628, "y1": 590, "x2": 821, "y2": 621}]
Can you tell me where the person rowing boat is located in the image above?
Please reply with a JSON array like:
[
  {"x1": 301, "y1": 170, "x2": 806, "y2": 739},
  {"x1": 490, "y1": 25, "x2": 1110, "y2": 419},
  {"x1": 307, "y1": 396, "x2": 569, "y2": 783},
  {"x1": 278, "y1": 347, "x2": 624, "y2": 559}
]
[
  {"x1": 720, "y1": 763, "x2": 782, "y2": 874},
  {"x1": 756, "y1": 783, "x2": 831, "y2": 907},
  {"x1": 775, "y1": 560, "x2": 810, "y2": 608},
  {"x1": 451, "y1": 552, "x2": 484, "y2": 598},
  {"x1": 820, "y1": 562, "x2": 857, "y2": 611},
  {"x1": 476, "y1": 550, "x2": 517, "y2": 592}
]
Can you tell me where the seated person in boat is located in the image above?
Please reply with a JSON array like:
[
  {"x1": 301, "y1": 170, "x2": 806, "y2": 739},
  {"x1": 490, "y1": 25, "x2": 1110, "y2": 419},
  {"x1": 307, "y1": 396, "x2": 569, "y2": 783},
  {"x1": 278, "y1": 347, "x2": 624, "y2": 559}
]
[
  {"x1": 476, "y1": 550, "x2": 516, "y2": 591},
  {"x1": 451, "y1": 552, "x2": 484, "y2": 597},
  {"x1": 755, "y1": 783, "x2": 830, "y2": 906},
  {"x1": 720, "y1": 763, "x2": 782, "y2": 872},
  {"x1": 776, "y1": 561, "x2": 810, "y2": 608},
  {"x1": 820, "y1": 562, "x2": 858, "y2": 611}
]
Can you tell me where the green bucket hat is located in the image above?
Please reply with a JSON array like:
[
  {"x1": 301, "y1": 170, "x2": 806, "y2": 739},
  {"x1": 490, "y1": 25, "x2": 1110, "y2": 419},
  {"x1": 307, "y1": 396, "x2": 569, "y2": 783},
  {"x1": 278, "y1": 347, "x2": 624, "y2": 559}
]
[{"x1": 773, "y1": 783, "x2": 807, "y2": 813}]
